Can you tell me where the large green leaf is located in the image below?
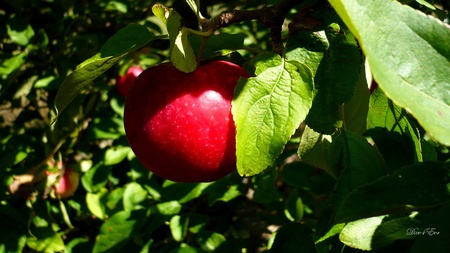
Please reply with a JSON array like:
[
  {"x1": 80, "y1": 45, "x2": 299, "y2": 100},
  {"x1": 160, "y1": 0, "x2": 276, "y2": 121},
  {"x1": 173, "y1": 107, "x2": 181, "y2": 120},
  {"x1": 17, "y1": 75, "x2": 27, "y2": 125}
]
[
  {"x1": 232, "y1": 53, "x2": 314, "y2": 176},
  {"x1": 334, "y1": 161, "x2": 450, "y2": 223},
  {"x1": 329, "y1": 0, "x2": 450, "y2": 145},
  {"x1": 53, "y1": 24, "x2": 153, "y2": 118}
]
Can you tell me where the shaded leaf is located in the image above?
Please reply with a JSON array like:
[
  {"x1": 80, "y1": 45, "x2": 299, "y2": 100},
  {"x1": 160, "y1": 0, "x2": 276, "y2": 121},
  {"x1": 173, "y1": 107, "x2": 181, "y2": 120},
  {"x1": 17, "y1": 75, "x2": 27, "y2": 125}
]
[
  {"x1": 190, "y1": 33, "x2": 247, "y2": 59},
  {"x1": 284, "y1": 189, "x2": 304, "y2": 221},
  {"x1": 366, "y1": 88, "x2": 422, "y2": 170},
  {"x1": 93, "y1": 210, "x2": 147, "y2": 253},
  {"x1": 410, "y1": 202, "x2": 450, "y2": 253},
  {"x1": 305, "y1": 23, "x2": 362, "y2": 134},
  {"x1": 334, "y1": 161, "x2": 450, "y2": 223},
  {"x1": 269, "y1": 223, "x2": 315, "y2": 253},
  {"x1": 54, "y1": 24, "x2": 153, "y2": 118},
  {"x1": 339, "y1": 61, "x2": 370, "y2": 134},
  {"x1": 7, "y1": 15, "x2": 35, "y2": 46},
  {"x1": 329, "y1": 130, "x2": 386, "y2": 209}
]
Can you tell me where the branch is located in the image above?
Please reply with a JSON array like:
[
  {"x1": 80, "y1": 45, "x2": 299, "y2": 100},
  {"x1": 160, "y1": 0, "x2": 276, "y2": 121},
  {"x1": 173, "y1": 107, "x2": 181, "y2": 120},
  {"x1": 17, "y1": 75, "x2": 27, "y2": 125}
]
[{"x1": 201, "y1": 0, "x2": 303, "y2": 54}]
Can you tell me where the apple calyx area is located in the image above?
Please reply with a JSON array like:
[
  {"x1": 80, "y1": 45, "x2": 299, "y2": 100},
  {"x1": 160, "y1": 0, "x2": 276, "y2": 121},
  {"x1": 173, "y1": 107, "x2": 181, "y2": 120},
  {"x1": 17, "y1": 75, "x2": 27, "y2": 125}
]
[{"x1": 124, "y1": 60, "x2": 249, "y2": 182}]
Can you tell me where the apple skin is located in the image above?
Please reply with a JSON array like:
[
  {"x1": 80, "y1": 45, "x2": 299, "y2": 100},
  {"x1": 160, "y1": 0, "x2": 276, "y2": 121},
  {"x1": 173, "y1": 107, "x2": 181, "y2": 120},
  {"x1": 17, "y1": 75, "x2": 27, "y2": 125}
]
[
  {"x1": 124, "y1": 61, "x2": 249, "y2": 182},
  {"x1": 116, "y1": 66, "x2": 143, "y2": 97},
  {"x1": 48, "y1": 166, "x2": 80, "y2": 199}
]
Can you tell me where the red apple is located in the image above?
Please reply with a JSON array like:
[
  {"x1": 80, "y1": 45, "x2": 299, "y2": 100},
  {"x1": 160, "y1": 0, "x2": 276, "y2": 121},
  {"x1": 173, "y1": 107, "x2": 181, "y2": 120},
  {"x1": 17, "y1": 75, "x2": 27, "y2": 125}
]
[
  {"x1": 48, "y1": 165, "x2": 80, "y2": 199},
  {"x1": 116, "y1": 66, "x2": 143, "y2": 97},
  {"x1": 124, "y1": 61, "x2": 249, "y2": 182}
]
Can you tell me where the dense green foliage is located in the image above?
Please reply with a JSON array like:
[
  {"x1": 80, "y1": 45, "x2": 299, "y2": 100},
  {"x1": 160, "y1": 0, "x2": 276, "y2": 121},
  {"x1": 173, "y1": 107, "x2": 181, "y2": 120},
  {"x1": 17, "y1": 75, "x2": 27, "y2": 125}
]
[{"x1": 1, "y1": 0, "x2": 450, "y2": 252}]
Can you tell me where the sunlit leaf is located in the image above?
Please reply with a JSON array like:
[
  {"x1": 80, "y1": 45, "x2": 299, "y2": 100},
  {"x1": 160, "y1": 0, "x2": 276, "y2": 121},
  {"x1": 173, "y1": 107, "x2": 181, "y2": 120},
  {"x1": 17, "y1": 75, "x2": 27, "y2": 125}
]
[
  {"x1": 123, "y1": 182, "x2": 148, "y2": 211},
  {"x1": 152, "y1": 4, "x2": 169, "y2": 26},
  {"x1": 167, "y1": 9, "x2": 197, "y2": 73},
  {"x1": 340, "y1": 213, "x2": 421, "y2": 250},
  {"x1": 329, "y1": 0, "x2": 450, "y2": 145},
  {"x1": 7, "y1": 15, "x2": 35, "y2": 46},
  {"x1": 232, "y1": 53, "x2": 314, "y2": 176}
]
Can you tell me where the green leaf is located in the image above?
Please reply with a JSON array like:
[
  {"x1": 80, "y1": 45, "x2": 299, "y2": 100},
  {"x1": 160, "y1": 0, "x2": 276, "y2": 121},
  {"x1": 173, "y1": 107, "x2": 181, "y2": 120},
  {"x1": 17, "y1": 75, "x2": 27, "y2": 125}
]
[
  {"x1": 196, "y1": 231, "x2": 226, "y2": 252},
  {"x1": 0, "y1": 203, "x2": 27, "y2": 253},
  {"x1": 152, "y1": 4, "x2": 168, "y2": 26},
  {"x1": 416, "y1": 0, "x2": 436, "y2": 10},
  {"x1": 26, "y1": 227, "x2": 65, "y2": 253},
  {"x1": 285, "y1": 29, "x2": 329, "y2": 76},
  {"x1": 105, "y1": 187, "x2": 125, "y2": 212},
  {"x1": 329, "y1": 0, "x2": 450, "y2": 145},
  {"x1": 86, "y1": 188, "x2": 109, "y2": 220},
  {"x1": 123, "y1": 182, "x2": 148, "y2": 211},
  {"x1": 269, "y1": 223, "x2": 315, "y2": 253},
  {"x1": 284, "y1": 189, "x2": 304, "y2": 221},
  {"x1": 252, "y1": 167, "x2": 281, "y2": 203},
  {"x1": 305, "y1": 23, "x2": 362, "y2": 134},
  {"x1": 339, "y1": 214, "x2": 421, "y2": 251},
  {"x1": 204, "y1": 175, "x2": 242, "y2": 205},
  {"x1": 155, "y1": 201, "x2": 182, "y2": 216},
  {"x1": 297, "y1": 125, "x2": 334, "y2": 177},
  {"x1": 185, "y1": 0, "x2": 199, "y2": 17},
  {"x1": 167, "y1": 9, "x2": 197, "y2": 73},
  {"x1": 170, "y1": 215, "x2": 189, "y2": 242},
  {"x1": 334, "y1": 161, "x2": 450, "y2": 223},
  {"x1": 329, "y1": 130, "x2": 386, "y2": 208},
  {"x1": 54, "y1": 24, "x2": 153, "y2": 118},
  {"x1": 232, "y1": 53, "x2": 314, "y2": 176},
  {"x1": 339, "y1": 61, "x2": 371, "y2": 134},
  {"x1": 0, "y1": 52, "x2": 27, "y2": 75},
  {"x1": 162, "y1": 181, "x2": 211, "y2": 204},
  {"x1": 410, "y1": 202, "x2": 450, "y2": 253},
  {"x1": 81, "y1": 162, "x2": 110, "y2": 193},
  {"x1": 7, "y1": 15, "x2": 35, "y2": 46},
  {"x1": 93, "y1": 210, "x2": 147, "y2": 253},
  {"x1": 366, "y1": 88, "x2": 422, "y2": 169},
  {"x1": 104, "y1": 146, "x2": 132, "y2": 166}
]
